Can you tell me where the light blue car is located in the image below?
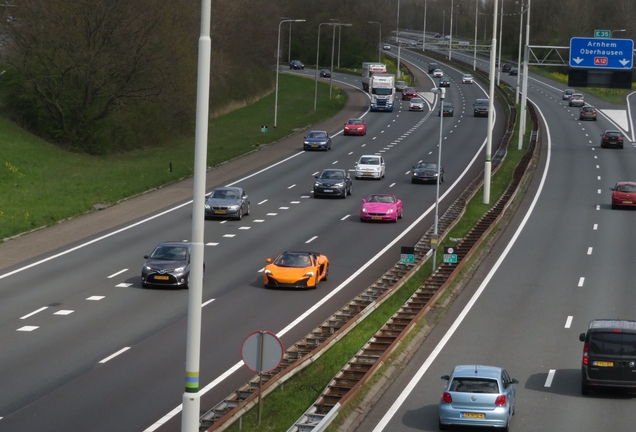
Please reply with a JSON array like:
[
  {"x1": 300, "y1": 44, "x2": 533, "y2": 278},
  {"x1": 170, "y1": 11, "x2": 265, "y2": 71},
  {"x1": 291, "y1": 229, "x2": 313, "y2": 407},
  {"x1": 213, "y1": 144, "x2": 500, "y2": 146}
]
[{"x1": 438, "y1": 365, "x2": 518, "y2": 431}]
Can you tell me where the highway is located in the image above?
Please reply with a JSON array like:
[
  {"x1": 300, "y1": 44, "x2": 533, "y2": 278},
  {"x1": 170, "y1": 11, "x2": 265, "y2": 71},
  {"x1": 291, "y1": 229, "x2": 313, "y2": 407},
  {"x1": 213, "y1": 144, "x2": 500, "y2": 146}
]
[
  {"x1": 348, "y1": 46, "x2": 636, "y2": 431},
  {"x1": 0, "y1": 56, "x2": 501, "y2": 431}
]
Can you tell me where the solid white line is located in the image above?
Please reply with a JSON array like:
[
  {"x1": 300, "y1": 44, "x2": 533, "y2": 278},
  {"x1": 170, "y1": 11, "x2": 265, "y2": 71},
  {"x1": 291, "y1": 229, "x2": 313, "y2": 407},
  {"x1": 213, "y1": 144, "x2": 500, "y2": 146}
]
[
  {"x1": 305, "y1": 236, "x2": 318, "y2": 243},
  {"x1": 202, "y1": 299, "x2": 215, "y2": 308},
  {"x1": 578, "y1": 277, "x2": 585, "y2": 287},
  {"x1": 258, "y1": 199, "x2": 268, "y2": 205},
  {"x1": 20, "y1": 307, "x2": 48, "y2": 320},
  {"x1": 99, "y1": 347, "x2": 131, "y2": 364},
  {"x1": 371, "y1": 98, "x2": 551, "y2": 432},
  {"x1": 107, "y1": 269, "x2": 128, "y2": 278},
  {"x1": 341, "y1": 214, "x2": 351, "y2": 220},
  {"x1": 565, "y1": 316, "x2": 573, "y2": 328},
  {"x1": 544, "y1": 369, "x2": 556, "y2": 387}
]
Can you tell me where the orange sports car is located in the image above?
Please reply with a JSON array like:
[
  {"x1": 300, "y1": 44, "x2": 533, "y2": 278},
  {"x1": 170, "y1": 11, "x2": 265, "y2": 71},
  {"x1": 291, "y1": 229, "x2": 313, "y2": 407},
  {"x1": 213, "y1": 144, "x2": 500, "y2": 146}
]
[{"x1": 263, "y1": 251, "x2": 329, "y2": 289}]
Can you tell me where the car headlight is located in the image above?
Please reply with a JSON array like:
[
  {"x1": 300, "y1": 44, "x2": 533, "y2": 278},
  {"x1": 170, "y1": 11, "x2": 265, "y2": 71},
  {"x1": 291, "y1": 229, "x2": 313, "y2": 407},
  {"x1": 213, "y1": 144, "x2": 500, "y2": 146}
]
[
  {"x1": 303, "y1": 271, "x2": 314, "y2": 277},
  {"x1": 228, "y1": 205, "x2": 239, "y2": 210},
  {"x1": 304, "y1": 141, "x2": 309, "y2": 145},
  {"x1": 387, "y1": 209, "x2": 394, "y2": 214},
  {"x1": 204, "y1": 204, "x2": 210, "y2": 209},
  {"x1": 174, "y1": 267, "x2": 185, "y2": 272},
  {"x1": 314, "y1": 182, "x2": 321, "y2": 187},
  {"x1": 334, "y1": 182, "x2": 344, "y2": 187},
  {"x1": 362, "y1": 207, "x2": 368, "y2": 213},
  {"x1": 144, "y1": 265, "x2": 153, "y2": 271},
  {"x1": 264, "y1": 270, "x2": 272, "y2": 275}
]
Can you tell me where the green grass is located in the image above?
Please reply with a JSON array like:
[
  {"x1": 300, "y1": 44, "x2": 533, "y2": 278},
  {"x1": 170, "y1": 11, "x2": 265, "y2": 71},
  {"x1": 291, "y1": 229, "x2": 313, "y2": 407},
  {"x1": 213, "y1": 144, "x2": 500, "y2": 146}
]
[
  {"x1": 0, "y1": 74, "x2": 347, "y2": 241},
  {"x1": 221, "y1": 93, "x2": 533, "y2": 432},
  {"x1": 532, "y1": 69, "x2": 635, "y2": 105}
]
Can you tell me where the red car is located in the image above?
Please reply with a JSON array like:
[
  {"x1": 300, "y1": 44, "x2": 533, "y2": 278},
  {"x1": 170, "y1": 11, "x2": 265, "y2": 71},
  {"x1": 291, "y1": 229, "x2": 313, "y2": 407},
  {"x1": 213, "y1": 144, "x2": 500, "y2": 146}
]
[
  {"x1": 360, "y1": 193, "x2": 403, "y2": 222},
  {"x1": 343, "y1": 118, "x2": 367, "y2": 136},
  {"x1": 402, "y1": 87, "x2": 417, "y2": 100},
  {"x1": 611, "y1": 182, "x2": 636, "y2": 209}
]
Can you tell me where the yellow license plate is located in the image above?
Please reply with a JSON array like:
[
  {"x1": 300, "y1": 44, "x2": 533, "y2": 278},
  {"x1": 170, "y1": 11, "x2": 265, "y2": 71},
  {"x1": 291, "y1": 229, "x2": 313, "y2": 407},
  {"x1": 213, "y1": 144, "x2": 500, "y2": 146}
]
[
  {"x1": 215, "y1": 210, "x2": 226, "y2": 214},
  {"x1": 372, "y1": 216, "x2": 382, "y2": 220},
  {"x1": 155, "y1": 275, "x2": 169, "y2": 280},
  {"x1": 462, "y1": 412, "x2": 485, "y2": 419},
  {"x1": 623, "y1": 201, "x2": 632, "y2": 204},
  {"x1": 364, "y1": 173, "x2": 373, "y2": 176},
  {"x1": 594, "y1": 360, "x2": 614, "y2": 367}
]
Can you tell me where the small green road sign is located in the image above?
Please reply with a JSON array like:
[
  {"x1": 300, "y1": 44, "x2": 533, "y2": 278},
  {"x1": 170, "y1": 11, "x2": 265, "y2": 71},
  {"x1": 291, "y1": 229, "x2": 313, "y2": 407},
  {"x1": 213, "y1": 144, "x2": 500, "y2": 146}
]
[
  {"x1": 400, "y1": 246, "x2": 415, "y2": 263},
  {"x1": 443, "y1": 246, "x2": 458, "y2": 263},
  {"x1": 594, "y1": 29, "x2": 610, "y2": 38}
]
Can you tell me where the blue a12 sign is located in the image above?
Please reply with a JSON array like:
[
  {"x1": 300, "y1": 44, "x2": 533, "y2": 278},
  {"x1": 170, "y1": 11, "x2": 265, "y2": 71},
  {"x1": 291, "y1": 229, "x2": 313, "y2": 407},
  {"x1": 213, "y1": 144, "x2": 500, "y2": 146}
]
[{"x1": 569, "y1": 37, "x2": 634, "y2": 70}]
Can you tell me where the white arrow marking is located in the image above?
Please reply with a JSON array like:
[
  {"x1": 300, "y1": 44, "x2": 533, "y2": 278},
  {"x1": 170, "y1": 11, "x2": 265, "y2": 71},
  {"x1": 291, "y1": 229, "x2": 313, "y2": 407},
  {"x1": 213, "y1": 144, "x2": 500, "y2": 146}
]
[
  {"x1": 619, "y1": 59, "x2": 630, "y2": 66},
  {"x1": 573, "y1": 57, "x2": 584, "y2": 64}
]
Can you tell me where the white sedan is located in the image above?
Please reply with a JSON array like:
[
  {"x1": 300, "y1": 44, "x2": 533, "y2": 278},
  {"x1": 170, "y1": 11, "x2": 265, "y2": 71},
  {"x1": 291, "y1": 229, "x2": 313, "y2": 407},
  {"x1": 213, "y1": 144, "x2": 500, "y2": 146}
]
[
  {"x1": 383, "y1": 44, "x2": 391, "y2": 50},
  {"x1": 432, "y1": 69, "x2": 444, "y2": 78},
  {"x1": 462, "y1": 74, "x2": 474, "y2": 84},
  {"x1": 409, "y1": 97, "x2": 425, "y2": 111}
]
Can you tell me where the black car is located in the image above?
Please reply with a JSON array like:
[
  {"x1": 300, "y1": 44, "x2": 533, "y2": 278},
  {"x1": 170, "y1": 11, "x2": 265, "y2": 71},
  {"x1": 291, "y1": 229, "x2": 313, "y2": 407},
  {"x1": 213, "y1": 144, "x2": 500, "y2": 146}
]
[
  {"x1": 412, "y1": 162, "x2": 444, "y2": 184},
  {"x1": 319, "y1": 69, "x2": 331, "y2": 78},
  {"x1": 600, "y1": 130, "x2": 624, "y2": 149},
  {"x1": 473, "y1": 98, "x2": 489, "y2": 117},
  {"x1": 438, "y1": 102, "x2": 454, "y2": 117},
  {"x1": 439, "y1": 76, "x2": 451, "y2": 87},
  {"x1": 303, "y1": 130, "x2": 332, "y2": 151},
  {"x1": 501, "y1": 63, "x2": 512, "y2": 73},
  {"x1": 141, "y1": 241, "x2": 194, "y2": 289},
  {"x1": 428, "y1": 62, "x2": 439, "y2": 74},
  {"x1": 204, "y1": 187, "x2": 250, "y2": 220},
  {"x1": 509, "y1": 67, "x2": 518, "y2": 76},
  {"x1": 313, "y1": 169, "x2": 352, "y2": 198},
  {"x1": 289, "y1": 60, "x2": 304, "y2": 70}
]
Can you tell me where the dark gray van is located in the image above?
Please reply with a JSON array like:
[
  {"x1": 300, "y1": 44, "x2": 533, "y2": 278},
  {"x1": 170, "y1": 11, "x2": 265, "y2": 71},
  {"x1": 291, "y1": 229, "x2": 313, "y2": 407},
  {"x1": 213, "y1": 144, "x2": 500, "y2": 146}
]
[
  {"x1": 579, "y1": 319, "x2": 636, "y2": 395},
  {"x1": 428, "y1": 62, "x2": 439, "y2": 74}
]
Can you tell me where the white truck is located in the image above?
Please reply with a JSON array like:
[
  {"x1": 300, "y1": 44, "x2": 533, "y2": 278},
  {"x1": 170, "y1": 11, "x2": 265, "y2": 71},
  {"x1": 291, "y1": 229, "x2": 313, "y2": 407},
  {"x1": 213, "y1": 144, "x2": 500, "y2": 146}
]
[
  {"x1": 361, "y1": 62, "x2": 387, "y2": 92},
  {"x1": 369, "y1": 74, "x2": 395, "y2": 112}
]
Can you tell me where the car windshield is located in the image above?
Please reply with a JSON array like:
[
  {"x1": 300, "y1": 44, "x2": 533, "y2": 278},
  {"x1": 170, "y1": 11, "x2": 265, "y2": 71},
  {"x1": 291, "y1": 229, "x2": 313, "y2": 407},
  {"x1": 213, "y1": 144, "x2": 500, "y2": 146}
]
[
  {"x1": 449, "y1": 377, "x2": 500, "y2": 394},
  {"x1": 367, "y1": 195, "x2": 395, "y2": 203},
  {"x1": 417, "y1": 163, "x2": 437, "y2": 169},
  {"x1": 404, "y1": 88, "x2": 415, "y2": 93},
  {"x1": 274, "y1": 253, "x2": 312, "y2": 268},
  {"x1": 150, "y1": 246, "x2": 187, "y2": 261},
  {"x1": 464, "y1": 75, "x2": 472, "y2": 79},
  {"x1": 348, "y1": 119, "x2": 363, "y2": 125},
  {"x1": 410, "y1": 98, "x2": 423, "y2": 104},
  {"x1": 397, "y1": 81, "x2": 406, "y2": 86},
  {"x1": 373, "y1": 88, "x2": 392, "y2": 95},
  {"x1": 475, "y1": 100, "x2": 489, "y2": 106},
  {"x1": 360, "y1": 157, "x2": 380, "y2": 165},
  {"x1": 616, "y1": 184, "x2": 636, "y2": 192},
  {"x1": 211, "y1": 189, "x2": 237, "y2": 199},
  {"x1": 308, "y1": 132, "x2": 327, "y2": 139},
  {"x1": 319, "y1": 170, "x2": 344, "y2": 180},
  {"x1": 572, "y1": 94, "x2": 583, "y2": 99}
]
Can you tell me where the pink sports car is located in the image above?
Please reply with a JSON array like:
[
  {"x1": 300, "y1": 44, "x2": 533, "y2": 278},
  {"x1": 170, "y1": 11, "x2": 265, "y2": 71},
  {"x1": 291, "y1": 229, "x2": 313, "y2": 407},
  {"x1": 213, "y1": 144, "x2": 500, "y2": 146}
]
[{"x1": 360, "y1": 194, "x2": 403, "y2": 222}]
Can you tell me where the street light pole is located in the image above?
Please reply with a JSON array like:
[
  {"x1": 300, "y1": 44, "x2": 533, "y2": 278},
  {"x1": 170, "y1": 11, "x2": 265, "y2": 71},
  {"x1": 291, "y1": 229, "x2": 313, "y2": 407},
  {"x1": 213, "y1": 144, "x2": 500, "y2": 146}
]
[
  {"x1": 611, "y1": 28, "x2": 626, "y2": 37},
  {"x1": 396, "y1": 0, "x2": 402, "y2": 78},
  {"x1": 496, "y1": 0, "x2": 504, "y2": 85},
  {"x1": 181, "y1": 1, "x2": 211, "y2": 430},
  {"x1": 422, "y1": 0, "x2": 427, "y2": 52},
  {"x1": 431, "y1": 87, "x2": 445, "y2": 272},
  {"x1": 448, "y1": 0, "x2": 454, "y2": 60},
  {"x1": 515, "y1": 1, "x2": 524, "y2": 105},
  {"x1": 473, "y1": 0, "x2": 478, "y2": 70},
  {"x1": 288, "y1": 22, "x2": 292, "y2": 64},
  {"x1": 517, "y1": 0, "x2": 531, "y2": 150},
  {"x1": 484, "y1": 0, "x2": 499, "y2": 205},
  {"x1": 329, "y1": 18, "x2": 341, "y2": 70},
  {"x1": 369, "y1": 21, "x2": 382, "y2": 63},
  {"x1": 275, "y1": 19, "x2": 305, "y2": 128}
]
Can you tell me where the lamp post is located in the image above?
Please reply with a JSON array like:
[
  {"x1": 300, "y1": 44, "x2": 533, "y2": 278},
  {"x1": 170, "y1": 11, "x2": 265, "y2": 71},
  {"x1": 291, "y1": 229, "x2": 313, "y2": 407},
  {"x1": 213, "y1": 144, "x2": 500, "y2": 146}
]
[
  {"x1": 369, "y1": 21, "x2": 382, "y2": 63},
  {"x1": 396, "y1": 0, "x2": 402, "y2": 78},
  {"x1": 496, "y1": 0, "x2": 504, "y2": 84},
  {"x1": 422, "y1": 0, "x2": 427, "y2": 52},
  {"x1": 288, "y1": 22, "x2": 292, "y2": 64},
  {"x1": 329, "y1": 18, "x2": 342, "y2": 69},
  {"x1": 517, "y1": 0, "x2": 531, "y2": 150},
  {"x1": 611, "y1": 28, "x2": 626, "y2": 37},
  {"x1": 484, "y1": 0, "x2": 499, "y2": 205},
  {"x1": 431, "y1": 86, "x2": 446, "y2": 272},
  {"x1": 314, "y1": 22, "x2": 338, "y2": 111},
  {"x1": 448, "y1": 0, "x2": 454, "y2": 60},
  {"x1": 515, "y1": 1, "x2": 525, "y2": 104},
  {"x1": 275, "y1": 19, "x2": 305, "y2": 128},
  {"x1": 181, "y1": 1, "x2": 211, "y2": 430},
  {"x1": 473, "y1": 0, "x2": 478, "y2": 70},
  {"x1": 329, "y1": 23, "x2": 352, "y2": 99}
]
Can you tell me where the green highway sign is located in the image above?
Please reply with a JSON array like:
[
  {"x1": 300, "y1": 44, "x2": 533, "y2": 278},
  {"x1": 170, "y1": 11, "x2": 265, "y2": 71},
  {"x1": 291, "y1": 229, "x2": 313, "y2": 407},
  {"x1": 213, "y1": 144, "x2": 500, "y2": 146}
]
[{"x1": 594, "y1": 29, "x2": 610, "y2": 38}]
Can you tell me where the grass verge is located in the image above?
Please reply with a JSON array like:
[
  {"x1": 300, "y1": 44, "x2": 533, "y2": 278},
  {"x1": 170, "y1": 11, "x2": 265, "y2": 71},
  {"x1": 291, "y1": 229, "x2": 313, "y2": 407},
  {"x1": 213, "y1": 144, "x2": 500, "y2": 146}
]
[{"x1": 0, "y1": 74, "x2": 347, "y2": 241}]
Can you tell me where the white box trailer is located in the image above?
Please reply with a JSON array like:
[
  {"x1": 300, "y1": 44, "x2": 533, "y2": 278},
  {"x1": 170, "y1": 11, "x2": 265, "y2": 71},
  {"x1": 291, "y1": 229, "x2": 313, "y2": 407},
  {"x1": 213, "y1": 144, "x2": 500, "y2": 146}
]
[{"x1": 362, "y1": 62, "x2": 387, "y2": 92}]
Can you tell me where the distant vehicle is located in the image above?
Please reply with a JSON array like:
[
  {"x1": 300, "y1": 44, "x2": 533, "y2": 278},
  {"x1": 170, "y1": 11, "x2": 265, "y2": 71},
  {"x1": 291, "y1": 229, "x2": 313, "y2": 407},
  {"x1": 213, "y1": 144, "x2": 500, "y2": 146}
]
[
  {"x1": 438, "y1": 365, "x2": 518, "y2": 431},
  {"x1": 395, "y1": 80, "x2": 408, "y2": 92},
  {"x1": 359, "y1": 194, "x2": 403, "y2": 222},
  {"x1": 141, "y1": 241, "x2": 194, "y2": 289},
  {"x1": 438, "y1": 102, "x2": 454, "y2": 117},
  {"x1": 370, "y1": 73, "x2": 396, "y2": 111},
  {"x1": 444, "y1": 35, "x2": 451, "y2": 40},
  {"x1": 263, "y1": 251, "x2": 329, "y2": 289},
  {"x1": 355, "y1": 155, "x2": 385, "y2": 180},
  {"x1": 412, "y1": 162, "x2": 444, "y2": 184},
  {"x1": 600, "y1": 130, "x2": 624, "y2": 148},
  {"x1": 508, "y1": 67, "x2": 518, "y2": 76},
  {"x1": 611, "y1": 182, "x2": 636, "y2": 209},
  {"x1": 432, "y1": 69, "x2": 444, "y2": 78},
  {"x1": 428, "y1": 62, "x2": 439, "y2": 73},
  {"x1": 303, "y1": 131, "x2": 332, "y2": 151},
  {"x1": 383, "y1": 44, "x2": 391, "y2": 50},
  {"x1": 579, "y1": 319, "x2": 636, "y2": 394},
  {"x1": 319, "y1": 69, "x2": 331, "y2": 77},
  {"x1": 204, "y1": 187, "x2": 250, "y2": 220},
  {"x1": 402, "y1": 87, "x2": 417, "y2": 100},
  {"x1": 473, "y1": 98, "x2": 489, "y2": 117},
  {"x1": 579, "y1": 106, "x2": 597, "y2": 121},
  {"x1": 344, "y1": 118, "x2": 367, "y2": 135},
  {"x1": 569, "y1": 93, "x2": 585, "y2": 107},
  {"x1": 434, "y1": 33, "x2": 441, "y2": 38},
  {"x1": 409, "y1": 97, "x2": 425, "y2": 111},
  {"x1": 361, "y1": 62, "x2": 387, "y2": 92},
  {"x1": 289, "y1": 60, "x2": 304, "y2": 70},
  {"x1": 562, "y1": 88, "x2": 575, "y2": 100},
  {"x1": 462, "y1": 74, "x2": 474, "y2": 84},
  {"x1": 439, "y1": 76, "x2": 451, "y2": 87},
  {"x1": 313, "y1": 169, "x2": 352, "y2": 198},
  {"x1": 501, "y1": 63, "x2": 512, "y2": 72}
]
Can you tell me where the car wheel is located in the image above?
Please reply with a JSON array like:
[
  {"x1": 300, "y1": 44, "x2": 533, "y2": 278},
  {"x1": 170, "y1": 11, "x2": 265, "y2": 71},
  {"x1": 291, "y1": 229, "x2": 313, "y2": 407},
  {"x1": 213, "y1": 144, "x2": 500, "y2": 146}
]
[
  {"x1": 438, "y1": 420, "x2": 449, "y2": 431},
  {"x1": 398, "y1": 210, "x2": 402, "y2": 219},
  {"x1": 582, "y1": 382, "x2": 590, "y2": 395},
  {"x1": 245, "y1": 203, "x2": 250, "y2": 216},
  {"x1": 321, "y1": 263, "x2": 329, "y2": 281},
  {"x1": 620, "y1": 145, "x2": 624, "y2": 149},
  {"x1": 235, "y1": 208, "x2": 243, "y2": 221},
  {"x1": 612, "y1": 203, "x2": 617, "y2": 209},
  {"x1": 348, "y1": 184, "x2": 352, "y2": 196},
  {"x1": 411, "y1": 178, "x2": 416, "y2": 184},
  {"x1": 184, "y1": 275, "x2": 190, "y2": 290},
  {"x1": 142, "y1": 281, "x2": 148, "y2": 288}
]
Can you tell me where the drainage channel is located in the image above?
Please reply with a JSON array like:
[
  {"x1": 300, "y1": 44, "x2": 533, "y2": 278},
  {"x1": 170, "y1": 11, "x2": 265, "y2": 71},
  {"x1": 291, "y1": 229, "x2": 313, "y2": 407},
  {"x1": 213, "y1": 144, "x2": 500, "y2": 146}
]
[
  {"x1": 288, "y1": 98, "x2": 538, "y2": 432},
  {"x1": 199, "y1": 73, "x2": 525, "y2": 432}
]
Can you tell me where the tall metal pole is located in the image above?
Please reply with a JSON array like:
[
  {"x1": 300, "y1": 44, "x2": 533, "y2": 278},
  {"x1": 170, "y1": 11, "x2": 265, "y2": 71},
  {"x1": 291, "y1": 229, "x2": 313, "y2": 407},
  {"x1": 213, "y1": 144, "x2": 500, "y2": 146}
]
[
  {"x1": 422, "y1": 0, "x2": 427, "y2": 52},
  {"x1": 275, "y1": 19, "x2": 305, "y2": 128},
  {"x1": 369, "y1": 21, "x2": 382, "y2": 63},
  {"x1": 448, "y1": 0, "x2": 454, "y2": 60},
  {"x1": 314, "y1": 23, "x2": 333, "y2": 111},
  {"x1": 484, "y1": 0, "x2": 499, "y2": 205},
  {"x1": 181, "y1": 1, "x2": 210, "y2": 430},
  {"x1": 329, "y1": 18, "x2": 341, "y2": 70},
  {"x1": 337, "y1": 24, "x2": 342, "y2": 69},
  {"x1": 473, "y1": 0, "x2": 478, "y2": 70},
  {"x1": 496, "y1": 0, "x2": 504, "y2": 84},
  {"x1": 518, "y1": 0, "x2": 531, "y2": 149},
  {"x1": 330, "y1": 24, "x2": 336, "y2": 99},
  {"x1": 288, "y1": 22, "x2": 292, "y2": 64},
  {"x1": 515, "y1": 2, "x2": 524, "y2": 104},
  {"x1": 432, "y1": 87, "x2": 445, "y2": 272},
  {"x1": 396, "y1": 0, "x2": 402, "y2": 78}
]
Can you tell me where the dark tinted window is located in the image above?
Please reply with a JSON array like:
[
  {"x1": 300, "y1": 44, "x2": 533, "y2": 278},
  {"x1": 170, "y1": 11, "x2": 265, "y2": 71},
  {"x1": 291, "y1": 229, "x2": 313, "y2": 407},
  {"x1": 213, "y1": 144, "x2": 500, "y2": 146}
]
[
  {"x1": 589, "y1": 332, "x2": 636, "y2": 355},
  {"x1": 450, "y1": 378, "x2": 500, "y2": 393}
]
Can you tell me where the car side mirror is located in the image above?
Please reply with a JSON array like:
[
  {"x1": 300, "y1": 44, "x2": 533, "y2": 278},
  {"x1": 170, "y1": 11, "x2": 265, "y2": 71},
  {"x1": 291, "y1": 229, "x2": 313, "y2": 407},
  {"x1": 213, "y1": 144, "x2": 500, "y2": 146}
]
[
  {"x1": 243, "y1": 195, "x2": 248, "y2": 200},
  {"x1": 315, "y1": 175, "x2": 319, "y2": 179},
  {"x1": 579, "y1": 332, "x2": 586, "y2": 342},
  {"x1": 511, "y1": 378, "x2": 519, "y2": 384},
  {"x1": 441, "y1": 375, "x2": 450, "y2": 381},
  {"x1": 266, "y1": 258, "x2": 272, "y2": 263},
  {"x1": 144, "y1": 255, "x2": 149, "y2": 259},
  {"x1": 610, "y1": 188, "x2": 615, "y2": 191}
]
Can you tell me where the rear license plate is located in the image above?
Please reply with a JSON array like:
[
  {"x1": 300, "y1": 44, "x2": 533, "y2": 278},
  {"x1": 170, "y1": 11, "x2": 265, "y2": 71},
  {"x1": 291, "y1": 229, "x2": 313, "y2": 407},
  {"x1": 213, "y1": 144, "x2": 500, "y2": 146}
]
[
  {"x1": 215, "y1": 210, "x2": 226, "y2": 214},
  {"x1": 609, "y1": 141, "x2": 617, "y2": 145},
  {"x1": 461, "y1": 412, "x2": 485, "y2": 419},
  {"x1": 623, "y1": 201, "x2": 633, "y2": 204},
  {"x1": 155, "y1": 275, "x2": 169, "y2": 280},
  {"x1": 593, "y1": 361, "x2": 614, "y2": 367}
]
